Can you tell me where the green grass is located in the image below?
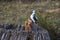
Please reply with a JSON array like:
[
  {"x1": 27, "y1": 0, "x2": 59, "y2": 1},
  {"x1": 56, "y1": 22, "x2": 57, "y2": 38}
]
[{"x1": 36, "y1": 12, "x2": 60, "y2": 40}]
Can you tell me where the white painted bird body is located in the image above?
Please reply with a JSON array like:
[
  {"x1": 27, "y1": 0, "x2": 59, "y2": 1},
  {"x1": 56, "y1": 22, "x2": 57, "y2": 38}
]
[{"x1": 30, "y1": 10, "x2": 38, "y2": 23}]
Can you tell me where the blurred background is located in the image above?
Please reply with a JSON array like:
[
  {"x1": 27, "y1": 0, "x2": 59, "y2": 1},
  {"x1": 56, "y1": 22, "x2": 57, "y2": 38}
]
[{"x1": 0, "y1": 0, "x2": 60, "y2": 40}]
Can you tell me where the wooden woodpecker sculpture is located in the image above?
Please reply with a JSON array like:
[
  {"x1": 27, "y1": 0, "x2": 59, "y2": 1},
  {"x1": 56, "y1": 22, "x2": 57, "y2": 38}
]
[{"x1": 25, "y1": 10, "x2": 38, "y2": 30}]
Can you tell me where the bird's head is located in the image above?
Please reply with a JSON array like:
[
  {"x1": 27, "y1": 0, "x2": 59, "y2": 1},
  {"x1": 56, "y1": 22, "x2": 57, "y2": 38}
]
[{"x1": 32, "y1": 10, "x2": 36, "y2": 14}]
